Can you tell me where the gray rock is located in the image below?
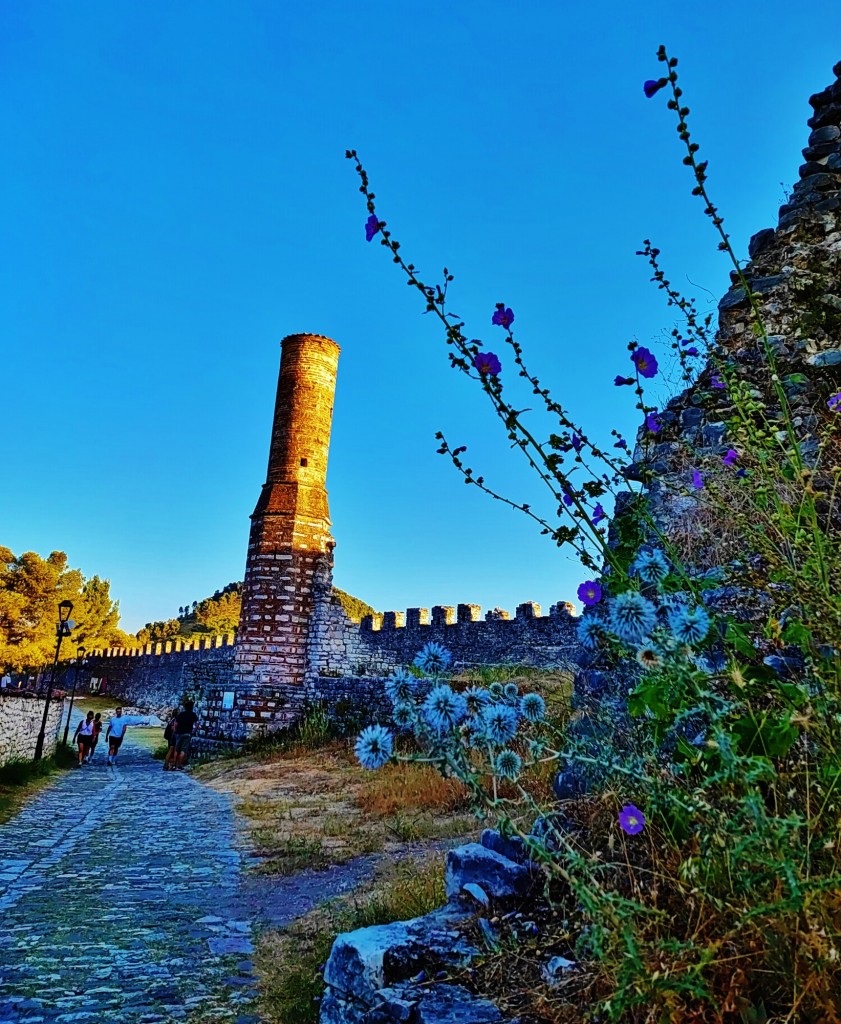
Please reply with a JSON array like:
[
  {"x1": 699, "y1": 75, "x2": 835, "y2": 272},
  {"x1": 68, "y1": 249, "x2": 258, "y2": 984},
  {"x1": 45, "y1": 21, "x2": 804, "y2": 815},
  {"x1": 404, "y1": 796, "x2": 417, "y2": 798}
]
[
  {"x1": 480, "y1": 829, "x2": 526, "y2": 864},
  {"x1": 368, "y1": 983, "x2": 507, "y2": 1024},
  {"x1": 808, "y1": 349, "x2": 841, "y2": 367},
  {"x1": 681, "y1": 406, "x2": 704, "y2": 429},
  {"x1": 701, "y1": 422, "x2": 727, "y2": 447},
  {"x1": 747, "y1": 228, "x2": 776, "y2": 257},
  {"x1": 322, "y1": 905, "x2": 477, "y2": 1014},
  {"x1": 809, "y1": 124, "x2": 841, "y2": 145},
  {"x1": 445, "y1": 844, "x2": 534, "y2": 903}
]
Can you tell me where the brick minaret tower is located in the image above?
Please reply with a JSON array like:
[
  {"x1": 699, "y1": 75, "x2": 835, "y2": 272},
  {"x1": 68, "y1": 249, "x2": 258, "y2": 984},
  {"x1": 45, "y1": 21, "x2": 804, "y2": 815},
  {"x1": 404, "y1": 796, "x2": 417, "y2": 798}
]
[{"x1": 234, "y1": 333, "x2": 340, "y2": 688}]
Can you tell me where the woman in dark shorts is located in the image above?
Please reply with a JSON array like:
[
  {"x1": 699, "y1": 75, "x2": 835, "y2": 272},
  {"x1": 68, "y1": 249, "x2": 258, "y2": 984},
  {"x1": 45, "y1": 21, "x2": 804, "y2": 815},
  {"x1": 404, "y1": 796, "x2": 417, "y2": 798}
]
[{"x1": 73, "y1": 711, "x2": 95, "y2": 767}]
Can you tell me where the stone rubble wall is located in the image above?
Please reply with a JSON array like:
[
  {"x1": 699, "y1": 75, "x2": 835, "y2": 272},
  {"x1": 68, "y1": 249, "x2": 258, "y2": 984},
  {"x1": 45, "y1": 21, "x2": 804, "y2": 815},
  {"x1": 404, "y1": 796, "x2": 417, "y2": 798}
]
[
  {"x1": 308, "y1": 595, "x2": 580, "y2": 677},
  {"x1": 0, "y1": 692, "x2": 65, "y2": 764},
  {"x1": 623, "y1": 61, "x2": 841, "y2": 564}
]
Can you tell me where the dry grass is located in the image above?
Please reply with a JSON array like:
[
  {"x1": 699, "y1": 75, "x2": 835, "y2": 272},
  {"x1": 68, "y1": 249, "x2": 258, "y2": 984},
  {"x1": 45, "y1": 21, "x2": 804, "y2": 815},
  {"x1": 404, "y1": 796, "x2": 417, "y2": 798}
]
[{"x1": 196, "y1": 740, "x2": 476, "y2": 874}]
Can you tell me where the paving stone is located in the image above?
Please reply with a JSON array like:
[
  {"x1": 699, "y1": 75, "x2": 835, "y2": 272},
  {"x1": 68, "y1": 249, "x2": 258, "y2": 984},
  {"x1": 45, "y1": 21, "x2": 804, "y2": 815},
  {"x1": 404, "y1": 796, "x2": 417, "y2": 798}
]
[{"x1": 0, "y1": 725, "x2": 256, "y2": 1023}]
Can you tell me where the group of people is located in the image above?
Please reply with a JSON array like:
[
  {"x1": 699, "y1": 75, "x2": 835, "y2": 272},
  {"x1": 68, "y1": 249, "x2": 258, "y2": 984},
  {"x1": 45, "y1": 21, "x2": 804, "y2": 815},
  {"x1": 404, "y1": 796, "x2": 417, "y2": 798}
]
[
  {"x1": 162, "y1": 699, "x2": 199, "y2": 770},
  {"x1": 71, "y1": 706, "x2": 141, "y2": 767},
  {"x1": 71, "y1": 701, "x2": 199, "y2": 769}
]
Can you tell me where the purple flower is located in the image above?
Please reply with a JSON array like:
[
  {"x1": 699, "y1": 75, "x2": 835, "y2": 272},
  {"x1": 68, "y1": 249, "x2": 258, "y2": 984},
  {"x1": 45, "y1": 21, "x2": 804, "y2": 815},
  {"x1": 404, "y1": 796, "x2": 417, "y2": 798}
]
[
  {"x1": 710, "y1": 374, "x2": 726, "y2": 390},
  {"x1": 643, "y1": 79, "x2": 666, "y2": 99},
  {"x1": 645, "y1": 412, "x2": 662, "y2": 434},
  {"x1": 614, "y1": 437, "x2": 628, "y2": 450},
  {"x1": 683, "y1": 347, "x2": 699, "y2": 357},
  {"x1": 631, "y1": 347, "x2": 659, "y2": 379},
  {"x1": 828, "y1": 392, "x2": 841, "y2": 413},
  {"x1": 614, "y1": 375, "x2": 634, "y2": 386},
  {"x1": 365, "y1": 214, "x2": 380, "y2": 242},
  {"x1": 492, "y1": 305, "x2": 514, "y2": 329},
  {"x1": 563, "y1": 490, "x2": 574, "y2": 507},
  {"x1": 577, "y1": 580, "x2": 602, "y2": 606},
  {"x1": 691, "y1": 469, "x2": 704, "y2": 489},
  {"x1": 571, "y1": 433, "x2": 582, "y2": 452},
  {"x1": 592, "y1": 504, "x2": 606, "y2": 526},
  {"x1": 736, "y1": 468, "x2": 748, "y2": 479},
  {"x1": 473, "y1": 352, "x2": 502, "y2": 376},
  {"x1": 618, "y1": 804, "x2": 646, "y2": 835},
  {"x1": 722, "y1": 449, "x2": 739, "y2": 467}
]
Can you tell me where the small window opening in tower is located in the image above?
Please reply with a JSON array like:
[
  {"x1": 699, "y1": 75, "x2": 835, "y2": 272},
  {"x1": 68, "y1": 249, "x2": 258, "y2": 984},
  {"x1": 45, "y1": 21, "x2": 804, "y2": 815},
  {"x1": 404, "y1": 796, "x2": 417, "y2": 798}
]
[{"x1": 300, "y1": 457, "x2": 308, "y2": 467}]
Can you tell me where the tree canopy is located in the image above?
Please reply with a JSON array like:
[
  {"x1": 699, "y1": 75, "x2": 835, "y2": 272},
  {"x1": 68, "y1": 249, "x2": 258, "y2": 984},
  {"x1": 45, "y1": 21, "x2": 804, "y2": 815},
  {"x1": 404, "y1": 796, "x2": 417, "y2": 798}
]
[{"x1": 0, "y1": 546, "x2": 134, "y2": 671}]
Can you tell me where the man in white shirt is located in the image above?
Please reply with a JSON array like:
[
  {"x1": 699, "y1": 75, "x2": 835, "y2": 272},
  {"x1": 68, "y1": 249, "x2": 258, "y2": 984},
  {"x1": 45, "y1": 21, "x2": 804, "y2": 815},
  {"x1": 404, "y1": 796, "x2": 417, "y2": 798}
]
[{"x1": 105, "y1": 707, "x2": 151, "y2": 765}]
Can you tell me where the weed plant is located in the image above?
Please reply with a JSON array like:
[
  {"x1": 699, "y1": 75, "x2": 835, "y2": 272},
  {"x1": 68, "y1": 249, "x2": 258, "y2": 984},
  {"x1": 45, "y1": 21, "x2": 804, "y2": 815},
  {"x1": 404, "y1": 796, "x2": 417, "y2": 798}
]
[{"x1": 347, "y1": 47, "x2": 841, "y2": 1022}]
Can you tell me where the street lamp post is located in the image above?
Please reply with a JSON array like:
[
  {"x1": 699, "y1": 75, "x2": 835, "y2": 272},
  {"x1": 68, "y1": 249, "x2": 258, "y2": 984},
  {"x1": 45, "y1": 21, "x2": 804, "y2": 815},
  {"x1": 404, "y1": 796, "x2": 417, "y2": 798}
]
[
  {"x1": 61, "y1": 645, "x2": 86, "y2": 748},
  {"x1": 33, "y1": 600, "x2": 74, "y2": 761}
]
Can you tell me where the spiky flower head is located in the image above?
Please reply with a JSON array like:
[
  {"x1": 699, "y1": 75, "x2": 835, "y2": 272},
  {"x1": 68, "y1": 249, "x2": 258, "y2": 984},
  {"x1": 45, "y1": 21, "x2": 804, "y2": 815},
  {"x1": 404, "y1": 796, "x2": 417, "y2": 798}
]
[
  {"x1": 636, "y1": 645, "x2": 662, "y2": 671},
  {"x1": 385, "y1": 668, "x2": 417, "y2": 706},
  {"x1": 488, "y1": 682, "x2": 504, "y2": 699},
  {"x1": 355, "y1": 725, "x2": 393, "y2": 770},
  {"x1": 391, "y1": 703, "x2": 416, "y2": 731},
  {"x1": 667, "y1": 604, "x2": 711, "y2": 646},
  {"x1": 608, "y1": 591, "x2": 658, "y2": 644},
  {"x1": 423, "y1": 684, "x2": 468, "y2": 735},
  {"x1": 528, "y1": 736, "x2": 548, "y2": 759},
  {"x1": 503, "y1": 682, "x2": 520, "y2": 703},
  {"x1": 631, "y1": 549, "x2": 670, "y2": 584},
  {"x1": 481, "y1": 703, "x2": 519, "y2": 746},
  {"x1": 414, "y1": 642, "x2": 453, "y2": 676},
  {"x1": 495, "y1": 748, "x2": 523, "y2": 780},
  {"x1": 577, "y1": 616, "x2": 607, "y2": 650},
  {"x1": 520, "y1": 692, "x2": 546, "y2": 723},
  {"x1": 463, "y1": 686, "x2": 491, "y2": 715}
]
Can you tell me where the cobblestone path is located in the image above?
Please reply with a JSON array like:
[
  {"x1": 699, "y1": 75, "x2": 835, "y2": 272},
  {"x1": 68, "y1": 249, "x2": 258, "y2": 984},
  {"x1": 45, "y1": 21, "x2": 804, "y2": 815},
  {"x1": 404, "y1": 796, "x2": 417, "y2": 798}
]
[{"x1": 0, "y1": 724, "x2": 258, "y2": 1024}]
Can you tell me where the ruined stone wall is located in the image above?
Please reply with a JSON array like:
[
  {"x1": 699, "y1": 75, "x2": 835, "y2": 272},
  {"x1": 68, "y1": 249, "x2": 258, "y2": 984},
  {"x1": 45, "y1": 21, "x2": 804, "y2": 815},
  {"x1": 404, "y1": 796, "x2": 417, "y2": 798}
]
[
  {"x1": 0, "y1": 693, "x2": 65, "y2": 764},
  {"x1": 309, "y1": 598, "x2": 580, "y2": 676},
  {"x1": 60, "y1": 639, "x2": 236, "y2": 718},
  {"x1": 624, "y1": 62, "x2": 841, "y2": 563}
]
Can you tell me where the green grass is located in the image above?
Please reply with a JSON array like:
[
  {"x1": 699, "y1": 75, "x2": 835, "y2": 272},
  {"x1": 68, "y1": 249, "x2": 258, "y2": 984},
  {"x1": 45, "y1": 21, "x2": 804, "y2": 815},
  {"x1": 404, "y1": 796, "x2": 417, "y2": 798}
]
[{"x1": 0, "y1": 745, "x2": 76, "y2": 823}]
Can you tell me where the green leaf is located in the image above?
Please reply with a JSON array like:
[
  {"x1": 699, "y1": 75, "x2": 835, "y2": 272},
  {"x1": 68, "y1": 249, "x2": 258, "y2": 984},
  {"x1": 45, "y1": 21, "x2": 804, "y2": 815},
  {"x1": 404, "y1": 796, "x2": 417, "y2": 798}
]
[
  {"x1": 729, "y1": 713, "x2": 799, "y2": 758},
  {"x1": 726, "y1": 621, "x2": 757, "y2": 658}
]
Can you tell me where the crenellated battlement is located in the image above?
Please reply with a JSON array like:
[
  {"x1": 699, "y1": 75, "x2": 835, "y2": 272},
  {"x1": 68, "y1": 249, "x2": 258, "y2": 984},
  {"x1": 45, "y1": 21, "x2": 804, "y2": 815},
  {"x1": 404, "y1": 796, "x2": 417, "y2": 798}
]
[
  {"x1": 309, "y1": 597, "x2": 580, "y2": 678},
  {"x1": 360, "y1": 601, "x2": 575, "y2": 631},
  {"x1": 86, "y1": 632, "x2": 237, "y2": 660}
]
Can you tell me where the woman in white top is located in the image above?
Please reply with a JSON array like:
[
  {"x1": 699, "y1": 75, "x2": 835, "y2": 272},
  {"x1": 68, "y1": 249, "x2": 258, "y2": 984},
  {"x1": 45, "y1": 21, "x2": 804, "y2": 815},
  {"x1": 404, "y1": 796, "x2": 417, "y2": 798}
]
[{"x1": 73, "y1": 711, "x2": 95, "y2": 767}]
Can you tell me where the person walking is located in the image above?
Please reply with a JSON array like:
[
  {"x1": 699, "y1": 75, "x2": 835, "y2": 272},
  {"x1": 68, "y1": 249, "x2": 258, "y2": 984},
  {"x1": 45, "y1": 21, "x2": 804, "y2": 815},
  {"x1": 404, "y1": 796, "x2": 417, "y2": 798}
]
[
  {"x1": 86, "y1": 713, "x2": 103, "y2": 763},
  {"x1": 173, "y1": 699, "x2": 199, "y2": 770},
  {"x1": 73, "y1": 711, "x2": 95, "y2": 767},
  {"x1": 163, "y1": 708, "x2": 179, "y2": 771}
]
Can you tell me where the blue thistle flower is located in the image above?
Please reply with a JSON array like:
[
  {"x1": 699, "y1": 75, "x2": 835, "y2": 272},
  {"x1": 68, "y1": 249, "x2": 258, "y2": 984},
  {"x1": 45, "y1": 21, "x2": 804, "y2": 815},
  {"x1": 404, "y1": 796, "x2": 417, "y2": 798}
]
[
  {"x1": 495, "y1": 749, "x2": 522, "y2": 780},
  {"x1": 520, "y1": 692, "x2": 546, "y2": 723},
  {"x1": 392, "y1": 703, "x2": 416, "y2": 731},
  {"x1": 414, "y1": 642, "x2": 453, "y2": 676},
  {"x1": 631, "y1": 549, "x2": 670, "y2": 584},
  {"x1": 463, "y1": 686, "x2": 491, "y2": 715},
  {"x1": 385, "y1": 668, "x2": 417, "y2": 706},
  {"x1": 481, "y1": 703, "x2": 519, "y2": 746},
  {"x1": 355, "y1": 725, "x2": 393, "y2": 770},
  {"x1": 423, "y1": 684, "x2": 468, "y2": 734},
  {"x1": 503, "y1": 682, "x2": 519, "y2": 703},
  {"x1": 608, "y1": 591, "x2": 658, "y2": 644},
  {"x1": 528, "y1": 737, "x2": 547, "y2": 759},
  {"x1": 667, "y1": 604, "x2": 711, "y2": 646},
  {"x1": 577, "y1": 616, "x2": 606, "y2": 649},
  {"x1": 488, "y1": 682, "x2": 504, "y2": 699}
]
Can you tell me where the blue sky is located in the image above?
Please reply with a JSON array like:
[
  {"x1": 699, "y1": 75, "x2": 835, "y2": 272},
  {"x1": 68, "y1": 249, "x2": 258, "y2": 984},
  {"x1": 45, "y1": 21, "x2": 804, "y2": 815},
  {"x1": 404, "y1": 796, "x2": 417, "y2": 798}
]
[{"x1": 2, "y1": 1, "x2": 839, "y2": 632}]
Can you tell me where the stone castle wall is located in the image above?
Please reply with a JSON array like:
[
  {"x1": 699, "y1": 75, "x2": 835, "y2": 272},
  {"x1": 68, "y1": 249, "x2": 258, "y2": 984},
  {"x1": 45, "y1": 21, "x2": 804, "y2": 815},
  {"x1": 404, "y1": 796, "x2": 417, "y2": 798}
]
[{"x1": 0, "y1": 693, "x2": 65, "y2": 764}]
